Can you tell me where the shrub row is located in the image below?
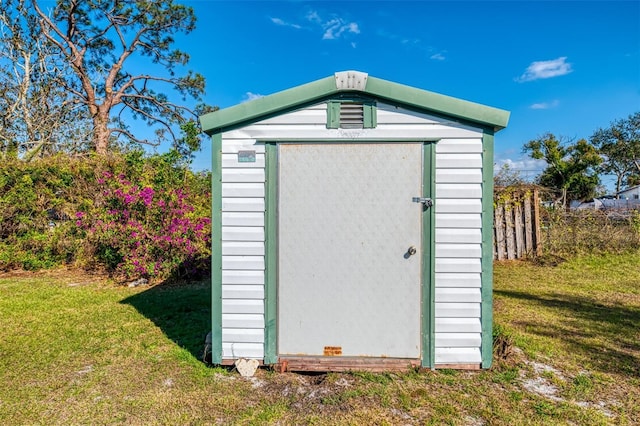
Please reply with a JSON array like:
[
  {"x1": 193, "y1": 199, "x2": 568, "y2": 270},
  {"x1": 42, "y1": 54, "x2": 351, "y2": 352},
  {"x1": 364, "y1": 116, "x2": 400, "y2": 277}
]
[
  {"x1": 541, "y1": 208, "x2": 640, "y2": 257},
  {"x1": 0, "y1": 151, "x2": 211, "y2": 281}
]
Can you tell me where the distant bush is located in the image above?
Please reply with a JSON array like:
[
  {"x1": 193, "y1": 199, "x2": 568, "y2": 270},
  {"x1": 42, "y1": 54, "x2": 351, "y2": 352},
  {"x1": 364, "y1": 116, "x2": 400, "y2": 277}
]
[
  {"x1": 541, "y1": 208, "x2": 640, "y2": 256},
  {"x1": 0, "y1": 150, "x2": 211, "y2": 281},
  {"x1": 0, "y1": 155, "x2": 95, "y2": 270}
]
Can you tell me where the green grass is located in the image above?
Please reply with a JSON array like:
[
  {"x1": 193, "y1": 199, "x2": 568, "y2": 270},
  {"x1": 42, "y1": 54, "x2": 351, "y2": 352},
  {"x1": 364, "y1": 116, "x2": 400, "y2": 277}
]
[
  {"x1": 0, "y1": 253, "x2": 638, "y2": 425},
  {"x1": 494, "y1": 252, "x2": 640, "y2": 378}
]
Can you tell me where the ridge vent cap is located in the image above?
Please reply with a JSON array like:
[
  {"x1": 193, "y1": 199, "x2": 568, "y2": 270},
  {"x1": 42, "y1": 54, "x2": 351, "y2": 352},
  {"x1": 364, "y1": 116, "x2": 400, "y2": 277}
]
[{"x1": 334, "y1": 71, "x2": 368, "y2": 91}]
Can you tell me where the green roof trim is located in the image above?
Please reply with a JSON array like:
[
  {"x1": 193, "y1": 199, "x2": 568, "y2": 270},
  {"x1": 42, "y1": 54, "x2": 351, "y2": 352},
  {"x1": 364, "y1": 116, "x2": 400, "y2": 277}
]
[{"x1": 199, "y1": 71, "x2": 510, "y2": 135}]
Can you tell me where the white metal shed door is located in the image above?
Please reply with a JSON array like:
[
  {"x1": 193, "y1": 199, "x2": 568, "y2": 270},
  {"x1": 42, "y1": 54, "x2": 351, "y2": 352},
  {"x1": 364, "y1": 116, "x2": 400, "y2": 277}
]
[{"x1": 278, "y1": 143, "x2": 423, "y2": 358}]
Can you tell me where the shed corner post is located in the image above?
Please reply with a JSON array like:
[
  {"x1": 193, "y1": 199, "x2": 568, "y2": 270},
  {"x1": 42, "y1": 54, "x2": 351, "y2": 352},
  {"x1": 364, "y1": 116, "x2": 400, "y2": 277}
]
[
  {"x1": 211, "y1": 132, "x2": 223, "y2": 365},
  {"x1": 421, "y1": 141, "x2": 436, "y2": 369},
  {"x1": 263, "y1": 142, "x2": 278, "y2": 365},
  {"x1": 481, "y1": 129, "x2": 495, "y2": 369}
]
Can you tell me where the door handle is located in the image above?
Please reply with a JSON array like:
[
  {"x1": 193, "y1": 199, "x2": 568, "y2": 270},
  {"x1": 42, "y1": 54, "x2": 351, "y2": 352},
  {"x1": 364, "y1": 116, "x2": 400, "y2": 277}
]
[{"x1": 412, "y1": 197, "x2": 433, "y2": 208}]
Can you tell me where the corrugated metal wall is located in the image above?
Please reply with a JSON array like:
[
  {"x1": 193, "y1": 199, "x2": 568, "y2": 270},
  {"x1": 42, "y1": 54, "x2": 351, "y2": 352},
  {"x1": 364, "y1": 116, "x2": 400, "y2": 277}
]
[
  {"x1": 219, "y1": 102, "x2": 485, "y2": 364},
  {"x1": 434, "y1": 138, "x2": 483, "y2": 364},
  {"x1": 220, "y1": 140, "x2": 266, "y2": 359}
]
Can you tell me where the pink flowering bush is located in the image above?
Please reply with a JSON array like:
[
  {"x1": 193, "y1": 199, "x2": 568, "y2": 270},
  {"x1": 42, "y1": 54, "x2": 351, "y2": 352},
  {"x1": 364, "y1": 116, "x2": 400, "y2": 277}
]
[{"x1": 77, "y1": 171, "x2": 210, "y2": 281}]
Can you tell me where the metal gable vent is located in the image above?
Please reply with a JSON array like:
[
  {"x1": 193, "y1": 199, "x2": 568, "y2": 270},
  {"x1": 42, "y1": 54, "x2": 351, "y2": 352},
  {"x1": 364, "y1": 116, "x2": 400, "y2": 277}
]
[{"x1": 339, "y1": 102, "x2": 364, "y2": 128}]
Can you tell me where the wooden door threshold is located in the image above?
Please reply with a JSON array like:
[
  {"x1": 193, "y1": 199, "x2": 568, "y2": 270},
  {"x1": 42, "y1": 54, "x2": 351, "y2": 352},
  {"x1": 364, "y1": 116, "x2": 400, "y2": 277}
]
[{"x1": 277, "y1": 356, "x2": 422, "y2": 372}]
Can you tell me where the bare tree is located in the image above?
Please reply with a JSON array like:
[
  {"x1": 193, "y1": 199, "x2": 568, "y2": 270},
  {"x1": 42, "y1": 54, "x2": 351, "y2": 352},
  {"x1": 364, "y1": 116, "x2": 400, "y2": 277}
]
[
  {"x1": 31, "y1": 0, "x2": 207, "y2": 156},
  {"x1": 0, "y1": 0, "x2": 92, "y2": 160},
  {"x1": 494, "y1": 163, "x2": 524, "y2": 188}
]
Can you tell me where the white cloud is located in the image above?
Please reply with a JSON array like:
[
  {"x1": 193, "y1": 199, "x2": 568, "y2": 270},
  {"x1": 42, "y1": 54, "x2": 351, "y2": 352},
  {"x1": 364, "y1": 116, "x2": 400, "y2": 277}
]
[
  {"x1": 242, "y1": 92, "x2": 264, "y2": 102},
  {"x1": 306, "y1": 10, "x2": 322, "y2": 24},
  {"x1": 321, "y1": 18, "x2": 341, "y2": 39},
  {"x1": 306, "y1": 10, "x2": 360, "y2": 40},
  {"x1": 430, "y1": 52, "x2": 446, "y2": 61},
  {"x1": 494, "y1": 157, "x2": 547, "y2": 180},
  {"x1": 270, "y1": 17, "x2": 301, "y2": 29},
  {"x1": 323, "y1": 19, "x2": 360, "y2": 40},
  {"x1": 516, "y1": 57, "x2": 573, "y2": 82},
  {"x1": 530, "y1": 100, "x2": 560, "y2": 109}
]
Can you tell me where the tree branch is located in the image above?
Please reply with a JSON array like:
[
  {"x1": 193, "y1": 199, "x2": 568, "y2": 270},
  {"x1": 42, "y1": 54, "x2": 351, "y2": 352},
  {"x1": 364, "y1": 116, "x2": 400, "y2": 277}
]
[{"x1": 110, "y1": 127, "x2": 161, "y2": 147}]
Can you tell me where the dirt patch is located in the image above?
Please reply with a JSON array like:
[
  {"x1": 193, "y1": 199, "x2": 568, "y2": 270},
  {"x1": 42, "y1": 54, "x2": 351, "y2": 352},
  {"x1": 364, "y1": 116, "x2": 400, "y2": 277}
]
[
  {"x1": 245, "y1": 371, "x2": 363, "y2": 417},
  {"x1": 521, "y1": 377, "x2": 562, "y2": 401},
  {"x1": 519, "y1": 359, "x2": 616, "y2": 419}
]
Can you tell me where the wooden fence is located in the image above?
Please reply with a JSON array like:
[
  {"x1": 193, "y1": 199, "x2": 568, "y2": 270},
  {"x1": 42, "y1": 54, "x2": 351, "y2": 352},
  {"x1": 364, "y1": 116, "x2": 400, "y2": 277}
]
[{"x1": 494, "y1": 187, "x2": 542, "y2": 260}]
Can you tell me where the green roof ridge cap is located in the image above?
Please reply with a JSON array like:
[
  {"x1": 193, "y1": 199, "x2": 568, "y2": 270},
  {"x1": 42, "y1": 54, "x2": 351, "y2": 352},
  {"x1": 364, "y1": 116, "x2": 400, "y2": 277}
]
[
  {"x1": 199, "y1": 76, "x2": 336, "y2": 135},
  {"x1": 199, "y1": 71, "x2": 510, "y2": 135},
  {"x1": 363, "y1": 75, "x2": 510, "y2": 130}
]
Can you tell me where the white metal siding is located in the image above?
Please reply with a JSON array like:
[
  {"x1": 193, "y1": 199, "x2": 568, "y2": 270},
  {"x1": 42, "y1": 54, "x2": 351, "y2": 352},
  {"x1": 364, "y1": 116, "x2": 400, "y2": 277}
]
[
  {"x1": 222, "y1": 241, "x2": 264, "y2": 255},
  {"x1": 435, "y1": 273, "x2": 482, "y2": 288},
  {"x1": 435, "y1": 317, "x2": 482, "y2": 333},
  {"x1": 220, "y1": 137, "x2": 267, "y2": 359},
  {"x1": 435, "y1": 199, "x2": 482, "y2": 214},
  {"x1": 435, "y1": 347, "x2": 482, "y2": 364},
  {"x1": 222, "y1": 313, "x2": 264, "y2": 328},
  {"x1": 222, "y1": 270, "x2": 264, "y2": 285},
  {"x1": 218, "y1": 102, "x2": 486, "y2": 364},
  {"x1": 434, "y1": 136, "x2": 483, "y2": 365},
  {"x1": 222, "y1": 343, "x2": 263, "y2": 359},
  {"x1": 222, "y1": 285, "x2": 264, "y2": 300}
]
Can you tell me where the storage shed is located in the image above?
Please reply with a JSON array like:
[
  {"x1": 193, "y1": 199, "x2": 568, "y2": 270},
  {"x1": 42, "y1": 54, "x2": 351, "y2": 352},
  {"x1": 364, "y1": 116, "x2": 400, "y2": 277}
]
[{"x1": 199, "y1": 71, "x2": 510, "y2": 371}]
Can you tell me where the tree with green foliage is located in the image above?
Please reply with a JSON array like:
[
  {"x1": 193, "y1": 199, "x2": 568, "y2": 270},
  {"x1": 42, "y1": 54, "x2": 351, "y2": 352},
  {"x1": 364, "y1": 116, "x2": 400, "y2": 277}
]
[
  {"x1": 30, "y1": 0, "x2": 211, "y2": 156},
  {"x1": 590, "y1": 112, "x2": 640, "y2": 195},
  {"x1": 524, "y1": 133, "x2": 602, "y2": 208}
]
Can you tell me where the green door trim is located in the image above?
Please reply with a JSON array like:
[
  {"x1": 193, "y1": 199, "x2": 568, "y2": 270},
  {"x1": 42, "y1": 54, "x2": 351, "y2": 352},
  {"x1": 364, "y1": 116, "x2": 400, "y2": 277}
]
[
  {"x1": 421, "y1": 141, "x2": 436, "y2": 368},
  {"x1": 480, "y1": 130, "x2": 495, "y2": 368},
  {"x1": 262, "y1": 140, "x2": 436, "y2": 367},
  {"x1": 210, "y1": 133, "x2": 223, "y2": 364}
]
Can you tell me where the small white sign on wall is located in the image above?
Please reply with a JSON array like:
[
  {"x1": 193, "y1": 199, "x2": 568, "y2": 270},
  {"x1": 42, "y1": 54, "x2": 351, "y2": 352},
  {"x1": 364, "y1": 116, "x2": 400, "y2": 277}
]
[{"x1": 238, "y1": 150, "x2": 256, "y2": 163}]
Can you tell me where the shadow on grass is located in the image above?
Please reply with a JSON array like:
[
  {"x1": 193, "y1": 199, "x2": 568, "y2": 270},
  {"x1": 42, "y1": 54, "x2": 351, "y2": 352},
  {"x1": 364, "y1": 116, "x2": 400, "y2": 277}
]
[
  {"x1": 495, "y1": 290, "x2": 640, "y2": 378},
  {"x1": 121, "y1": 279, "x2": 211, "y2": 361}
]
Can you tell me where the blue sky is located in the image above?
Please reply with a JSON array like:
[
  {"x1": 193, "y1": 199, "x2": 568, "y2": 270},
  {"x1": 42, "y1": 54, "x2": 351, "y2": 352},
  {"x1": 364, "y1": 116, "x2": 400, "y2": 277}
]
[{"x1": 183, "y1": 1, "x2": 639, "y2": 191}]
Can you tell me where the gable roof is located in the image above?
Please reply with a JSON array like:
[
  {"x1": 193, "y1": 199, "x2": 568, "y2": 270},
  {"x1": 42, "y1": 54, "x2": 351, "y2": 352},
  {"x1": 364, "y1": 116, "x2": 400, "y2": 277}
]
[
  {"x1": 199, "y1": 71, "x2": 510, "y2": 136},
  {"x1": 617, "y1": 184, "x2": 640, "y2": 195}
]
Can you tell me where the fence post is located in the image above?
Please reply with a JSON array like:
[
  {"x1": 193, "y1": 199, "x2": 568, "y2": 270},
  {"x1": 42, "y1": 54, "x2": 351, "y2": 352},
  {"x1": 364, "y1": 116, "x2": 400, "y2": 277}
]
[
  {"x1": 495, "y1": 202, "x2": 505, "y2": 260},
  {"x1": 494, "y1": 186, "x2": 543, "y2": 260},
  {"x1": 533, "y1": 188, "x2": 543, "y2": 256},
  {"x1": 524, "y1": 194, "x2": 533, "y2": 256},
  {"x1": 514, "y1": 200, "x2": 524, "y2": 258},
  {"x1": 505, "y1": 200, "x2": 515, "y2": 260}
]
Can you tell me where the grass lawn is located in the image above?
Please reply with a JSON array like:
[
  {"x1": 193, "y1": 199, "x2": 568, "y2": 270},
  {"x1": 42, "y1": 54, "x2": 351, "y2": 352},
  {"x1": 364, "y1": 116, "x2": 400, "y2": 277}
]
[{"x1": 0, "y1": 253, "x2": 638, "y2": 425}]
